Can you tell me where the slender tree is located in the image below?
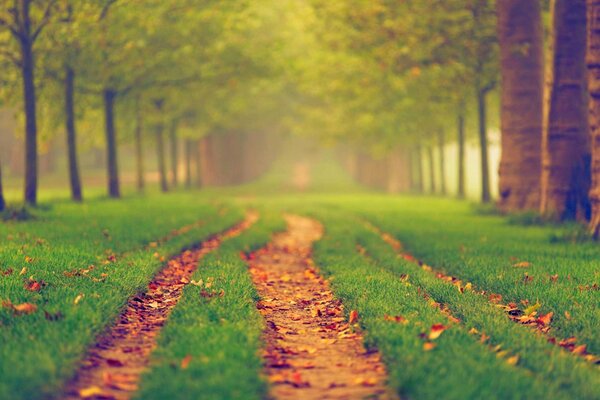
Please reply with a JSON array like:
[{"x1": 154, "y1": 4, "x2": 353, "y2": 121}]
[
  {"x1": 184, "y1": 138, "x2": 192, "y2": 188},
  {"x1": 0, "y1": 1, "x2": 58, "y2": 205},
  {"x1": 428, "y1": 146, "x2": 435, "y2": 194},
  {"x1": 169, "y1": 119, "x2": 178, "y2": 187},
  {"x1": 438, "y1": 130, "x2": 446, "y2": 195},
  {"x1": 64, "y1": 65, "x2": 82, "y2": 201},
  {"x1": 541, "y1": 0, "x2": 589, "y2": 220},
  {"x1": 457, "y1": 112, "x2": 466, "y2": 198},
  {"x1": 134, "y1": 98, "x2": 145, "y2": 192},
  {"x1": 496, "y1": 0, "x2": 544, "y2": 212},
  {"x1": 0, "y1": 161, "x2": 5, "y2": 211}
]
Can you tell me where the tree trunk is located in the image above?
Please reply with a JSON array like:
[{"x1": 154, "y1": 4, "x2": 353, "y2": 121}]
[
  {"x1": 103, "y1": 89, "x2": 120, "y2": 198},
  {"x1": 195, "y1": 139, "x2": 203, "y2": 188},
  {"x1": 477, "y1": 89, "x2": 492, "y2": 203},
  {"x1": 185, "y1": 139, "x2": 192, "y2": 188},
  {"x1": 20, "y1": 35, "x2": 37, "y2": 205},
  {"x1": 496, "y1": 0, "x2": 544, "y2": 211},
  {"x1": 428, "y1": 146, "x2": 435, "y2": 193},
  {"x1": 438, "y1": 130, "x2": 446, "y2": 195},
  {"x1": 155, "y1": 124, "x2": 168, "y2": 193},
  {"x1": 541, "y1": 0, "x2": 590, "y2": 220},
  {"x1": 415, "y1": 145, "x2": 424, "y2": 193},
  {"x1": 457, "y1": 113, "x2": 466, "y2": 199},
  {"x1": 134, "y1": 101, "x2": 144, "y2": 192},
  {"x1": 587, "y1": 0, "x2": 600, "y2": 236},
  {"x1": 169, "y1": 120, "x2": 178, "y2": 187},
  {"x1": 0, "y1": 161, "x2": 5, "y2": 212},
  {"x1": 65, "y1": 66, "x2": 82, "y2": 202}
]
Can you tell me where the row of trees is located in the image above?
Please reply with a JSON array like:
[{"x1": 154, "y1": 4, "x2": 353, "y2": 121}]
[
  {"x1": 3, "y1": 0, "x2": 600, "y2": 235},
  {"x1": 295, "y1": 0, "x2": 600, "y2": 233},
  {"x1": 0, "y1": 0, "x2": 293, "y2": 208}
]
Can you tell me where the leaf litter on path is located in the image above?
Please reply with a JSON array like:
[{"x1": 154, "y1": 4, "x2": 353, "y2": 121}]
[
  {"x1": 64, "y1": 212, "x2": 258, "y2": 400},
  {"x1": 248, "y1": 215, "x2": 394, "y2": 399}
]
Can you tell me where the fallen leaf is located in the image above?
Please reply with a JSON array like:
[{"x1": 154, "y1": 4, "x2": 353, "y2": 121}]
[
  {"x1": 13, "y1": 302, "x2": 37, "y2": 314},
  {"x1": 78, "y1": 386, "x2": 106, "y2": 398},
  {"x1": 384, "y1": 314, "x2": 408, "y2": 324},
  {"x1": 19, "y1": 267, "x2": 27, "y2": 276},
  {"x1": 536, "y1": 312, "x2": 553, "y2": 326},
  {"x1": 524, "y1": 302, "x2": 540, "y2": 316},
  {"x1": 572, "y1": 344, "x2": 587, "y2": 355},
  {"x1": 564, "y1": 311, "x2": 571, "y2": 320},
  {"x1": 428, "y1": 323, "x2": 448, "y2": 340},
  {"x1": 513, "y1": 261, "x2": 530, "y2": 268},
  {"x1": 24, "y1": 280, "x2": 42, "y2": 292},
  {"x1": 507, "y1": 355, "x2": 519, "y2": 365},
  {"x1": 181, "y1": 355, "x2": 192, "y2": 369},
  {"x1": 354, "y1": 377, "x2": 378, "y2": 387},
  {"x1": 423, "y1": 342, "x2": 437, "y2": 351},
  {"x1": 349, "y1": 310, "x2": 359, "y2": 324},
  {"x1": 74, "y1": 294, "x2": 84, "y2": 305}
]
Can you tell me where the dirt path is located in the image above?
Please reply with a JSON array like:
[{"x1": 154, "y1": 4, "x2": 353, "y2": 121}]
[
  {"x1": 65, "y1": 212, "x2": 258, "y2": 400},
  {"x1": 248, "y1": 215, "x2": 392, "y2": 399}
]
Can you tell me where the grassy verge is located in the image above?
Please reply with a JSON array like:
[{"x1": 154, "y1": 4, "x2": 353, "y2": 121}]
[
  {"x1": 354, "y1": 196, "x2": 600, "y2": 354},
  {"x1": 135, "y1": 212, "x2": 285, "y2": 400},
  {"x1": 311, "y1": 208, "x2": 599, "y2": 400},
  {"x1": 0, "y1": 193, "x2": 244, "y2": 400}
]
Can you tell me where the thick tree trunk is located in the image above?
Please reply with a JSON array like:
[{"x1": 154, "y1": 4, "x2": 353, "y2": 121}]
[
  {"x1": 438, "y1": 130, "x2": 446, "y2": 195},
  {"x1": 0, "y1": 162, "x2": 5, "y2": 212},
  {"x1": 428, "y1": 146, "x2": 435, "y2": 194},
  {"x1": 185, "y1": 139, "x2": 192, "y2": 189},
  {"x1": 155, "y1": 124, "x2": 168, "y2": 193},
  {"x1": 21, "y1": 37, "x2": 37, "y2": 205},
  {"x1": 587, "y1": 0, "x2": 600, "y2": 236},
  {"x1": 65, "y1": 66, "x2": 82, "y2": 202},
  {"x1": 541, "y1": 0, "x2": 590, "y2": 220},
  {"x1": 477, "y1": 89, "x2": 492, "y2": 203},
  {"x1": 169, "y1": 120, "x2": 178, "y2": 187},
  {"x1": 103, "y1": 89, "x2": 120, "y2": 198},
  {"x1": 457, "y1": 113, "x2": 466, "y2": 199},
  {"x1": 496, "y1": 0, "x2": 544, "y2": 211},
  {"x1": 134, "y1": 102, "x2": 144, "y2": 192}
]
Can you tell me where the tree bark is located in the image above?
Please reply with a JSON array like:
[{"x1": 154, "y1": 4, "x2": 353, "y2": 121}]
[
  {"x1": 0, "y1": 161, "x2": 5, "y2": 212},
  {"x1": 541, "y1": 0, "x2": 590, "y2": 220},
  {"x1": 438, "y1": 130, "x2": 446, "y2": 195},
  {"x1": 496, "y1": 0, "x2": 544, "y2": 211},
  {"x1": 134, "y1": 101, "x2": 144, "y2": 192},
  {"x1": 169, "y1": 120, "x2": 178, "y2": 187},
  {"x1": 185, "y1": 139, "x2": 192, "y2": 189},
  {"x1": 103, "y1": 89, "x2": 120, "y2": 198},
  {"x1": 587, "y1": 0, "x2": 600, "y2": 236},
  {"x1": 195, "y1": 139, "x2": 203, "y2": 188},
  {"x1": 415, "y1": 145, "x2": 424, "y2": 193},
  {"x1": 155, "y1": 124, "x2": 168, "y2": 193},
  {"x1": 65, "y1": 66, "x2": 82, "y2": 202},
  {"x1": 20, "y1": 26, "x2": 37, "y2": 205},
  {"x1": 428, "y1": 146, "x2": 435, "y2": 194},
  {"x1": 457, "y1": 113, "x2": 466, "y2": 199},
  {"x1": 477, "y1": 89, "x2": 492, "y2": 203}
]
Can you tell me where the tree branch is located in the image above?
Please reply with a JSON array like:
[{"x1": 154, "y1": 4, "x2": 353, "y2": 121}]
[{"x1": 32, "y1": 0, "x2": 57, "y2": 42}]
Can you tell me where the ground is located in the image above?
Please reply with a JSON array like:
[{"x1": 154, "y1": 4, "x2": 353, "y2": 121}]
[{"x1": 0, "y1": 162, "x2": 599, "y2": 399}]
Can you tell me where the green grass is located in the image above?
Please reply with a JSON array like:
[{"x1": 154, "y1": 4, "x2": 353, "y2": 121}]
[
  {"x1": 0, "y1": 192, "x2": 245, "y2": 400},
  {"x1": 135, "y1": 211, "x2": 285, "y2": 400},
  {"x1": 1, "y1": 180, "x2": 599, "y2": 399}
]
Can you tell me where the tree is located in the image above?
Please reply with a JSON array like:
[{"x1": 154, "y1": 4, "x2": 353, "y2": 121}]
[
  {"x1": 541, "y1": 0, "x2": 589, "y2": 221},
  {"x1": 0, "y1": 0, "x2": 58, "y2": 205},
  {"x1": 496, "y1": 0, "x2": 544, "y2": 212},
  {"x1": 587, "y1": 0, "x2": 600, "y2": 236},
  {"x1": 0, "y1": 161, "x2": 5, "y2": 211}
]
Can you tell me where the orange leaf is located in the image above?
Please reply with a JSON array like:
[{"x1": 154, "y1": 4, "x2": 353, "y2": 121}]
[
  {"x1": 13, "y1": 302, "x2": 37, "y2": 314},
  {"x1": 536, "y1": 312, "x2": 553, "y2": 326},
  {"x1": 423, "y1": 342, "x2": 437, "y2": 351},
  {"x1": 349, "y1": 310, "x2": 359, "y2": 324},
  {"x1": 384, "y1": 314, "x2": 408, "y2": 324},
  {"x1": 78, "y1": 386, "x2": 106, "y2": 398},
  {"x1": 513, "y1": 261, "x2": 530, "y2": 268},
  {"x1": 181, "y1": 355, "x2": 192, "y2": 369},
  {"x1": 507, "y1": 355, "x2": 519, "y2": 365}
]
